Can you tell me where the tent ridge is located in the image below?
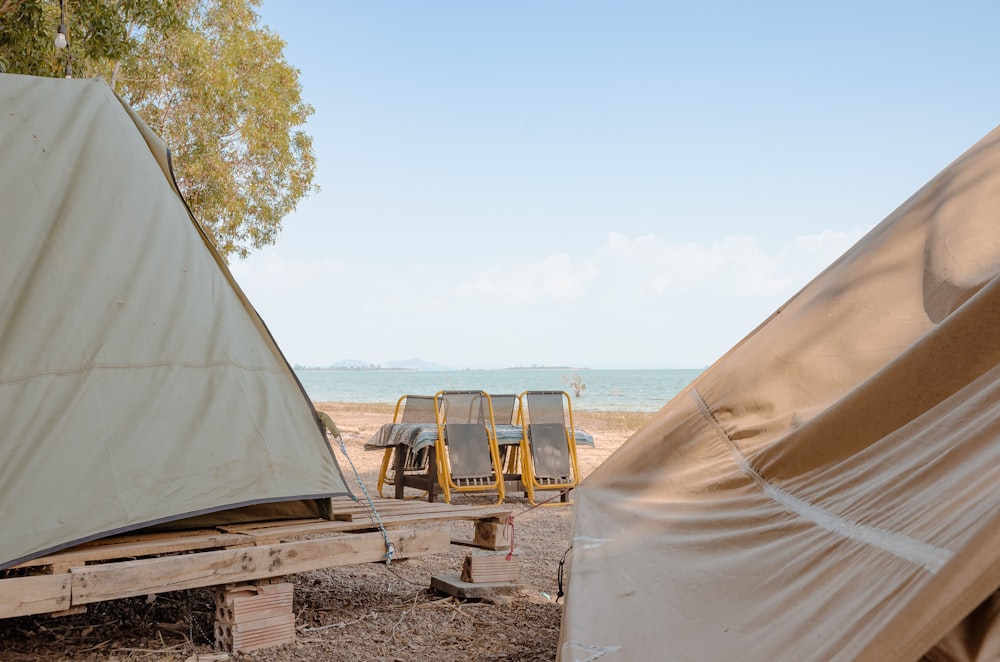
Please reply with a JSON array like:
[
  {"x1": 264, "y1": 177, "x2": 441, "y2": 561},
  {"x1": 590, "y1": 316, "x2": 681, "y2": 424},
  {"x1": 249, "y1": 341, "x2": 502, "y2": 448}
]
[{"x1": 690, "y1": 388, "x2": 953, "y2": 573}]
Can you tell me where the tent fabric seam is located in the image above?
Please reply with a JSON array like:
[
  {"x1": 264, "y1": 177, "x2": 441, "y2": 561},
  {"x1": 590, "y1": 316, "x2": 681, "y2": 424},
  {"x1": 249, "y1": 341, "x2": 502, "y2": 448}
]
[
  {"x1": 690, "y1": 388, "x2": 953, "y2": 573},
  {"x1": 0, "y1": 360, "x2": 282, "y2": 385}
]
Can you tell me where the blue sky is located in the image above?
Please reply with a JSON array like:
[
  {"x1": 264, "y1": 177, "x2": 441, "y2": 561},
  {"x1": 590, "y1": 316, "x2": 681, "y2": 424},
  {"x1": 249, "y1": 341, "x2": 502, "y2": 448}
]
[{"x1": 231, "y1": 1, "x2": 1000, "y2": 369}]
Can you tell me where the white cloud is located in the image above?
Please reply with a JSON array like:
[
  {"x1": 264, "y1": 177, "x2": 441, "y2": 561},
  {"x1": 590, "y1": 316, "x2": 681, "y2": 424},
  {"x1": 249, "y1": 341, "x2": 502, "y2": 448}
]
[
  {"x1": 450, "y1": 253, "x2": 598, "y2": 304},
  {"x1": 595, "y1": 229, "x2": 863, "y2": 299},
  {"x1": 447, "y1": 228, "x2": 864, "y2": 309},
  {"x1": 230, "y1": 228, "x2": 866, "y2": 368}
]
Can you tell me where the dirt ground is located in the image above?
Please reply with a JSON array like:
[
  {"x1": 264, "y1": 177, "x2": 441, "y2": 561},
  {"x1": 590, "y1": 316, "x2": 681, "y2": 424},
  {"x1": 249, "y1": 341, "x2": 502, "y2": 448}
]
[{"x1": 0, "y1": 403, "x2": 648, "y2": 662}]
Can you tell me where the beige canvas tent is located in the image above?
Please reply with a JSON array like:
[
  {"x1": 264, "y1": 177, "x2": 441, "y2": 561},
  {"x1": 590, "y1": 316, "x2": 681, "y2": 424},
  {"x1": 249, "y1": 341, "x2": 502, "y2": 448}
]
[
  {"x1": 559, "y1": 125, "x2": 1000, "y2": 661},
  {"x1": 0, "y1": 74, "x2": 350, "y2": 571}
]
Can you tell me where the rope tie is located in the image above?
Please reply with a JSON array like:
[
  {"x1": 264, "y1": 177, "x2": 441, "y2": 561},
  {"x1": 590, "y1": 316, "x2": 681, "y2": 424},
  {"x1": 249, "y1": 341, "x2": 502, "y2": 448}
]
[
  {"x1": 503, "y1": 488, "x2": 571, "y2": 560},
  {"x1": 504, "y1": 514, "x2": 515, "y2": 561},
  {"x1": 318, "y1": 412, "x2": 396, "y2": 565},
  {"x1": 556, "y1": 545, "x2": 572, "y2": 602}
]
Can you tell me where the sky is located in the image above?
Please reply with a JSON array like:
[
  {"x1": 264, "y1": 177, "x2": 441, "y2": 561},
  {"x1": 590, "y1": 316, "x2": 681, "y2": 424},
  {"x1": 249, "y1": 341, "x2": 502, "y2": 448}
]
[{"x1": 232, "y1": 1, "x2": 1000, "y2": 370}]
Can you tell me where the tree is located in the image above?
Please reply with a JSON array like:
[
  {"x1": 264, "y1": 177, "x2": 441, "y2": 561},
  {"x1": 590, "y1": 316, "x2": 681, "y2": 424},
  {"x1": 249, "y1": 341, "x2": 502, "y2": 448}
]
[
  {"x1": 0, "y1": 0, "x2": 317, "y2": 260},
  {"x1": 1, "y1": 1, "x2": 180, "y2": 84},
  {"x1": 562, "y1": 372, "x2": 587, "y2": 398}
]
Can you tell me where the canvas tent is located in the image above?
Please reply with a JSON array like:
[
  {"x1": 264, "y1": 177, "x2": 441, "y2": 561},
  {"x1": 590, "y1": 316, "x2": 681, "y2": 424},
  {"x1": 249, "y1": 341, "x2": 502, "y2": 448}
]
[
  {"x1": 0, "y1": 74, "x2": 350, "y2": 571},
  {"x1": 559, "y1": 125, "x2": 1000, "y2": 662}
]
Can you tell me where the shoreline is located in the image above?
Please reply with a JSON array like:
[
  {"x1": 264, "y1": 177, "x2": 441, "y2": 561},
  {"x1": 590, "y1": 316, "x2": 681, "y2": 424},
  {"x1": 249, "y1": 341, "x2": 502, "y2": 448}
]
[
  {"x1": 311, "y1": 400, "x2": 655, "y2": 417},
  {"x1": 311, "y1": 401, "x2": 652, "y2": 450}
]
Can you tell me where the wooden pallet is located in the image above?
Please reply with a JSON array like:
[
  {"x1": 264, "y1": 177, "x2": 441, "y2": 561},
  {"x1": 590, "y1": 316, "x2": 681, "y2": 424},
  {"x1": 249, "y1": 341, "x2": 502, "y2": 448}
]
[{"x1": 0, "y1": 497, "x2": 513, "y2": 620}]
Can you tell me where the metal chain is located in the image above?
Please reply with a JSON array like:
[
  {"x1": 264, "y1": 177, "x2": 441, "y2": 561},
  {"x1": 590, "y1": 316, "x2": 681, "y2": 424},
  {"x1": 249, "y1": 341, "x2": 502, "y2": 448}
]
[
  {"x1": 184, "y1": 591, "x2": 213, "y2": 650},
  {"x1": 317, "y1": 412, "x2": 395, "y2": 565}
]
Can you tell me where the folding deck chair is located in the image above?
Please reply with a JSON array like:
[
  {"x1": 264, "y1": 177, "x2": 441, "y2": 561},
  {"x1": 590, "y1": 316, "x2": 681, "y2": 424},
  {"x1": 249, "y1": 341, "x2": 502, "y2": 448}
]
[
  {"x1": 488, "y1": 393, "x2": 523, "y2": 475},
  {"x1": 517, "y1": 390, "x2": 580, "y2": 505},
  {"x1": 434, "y1": 390, "x2": 506, "y2": 504},
  {"x1": 489, "y1": 393, "x2": 519, "y2": 426},
  {"x1": 376, "y1": 394, "x2": 437, "y2": 498}
]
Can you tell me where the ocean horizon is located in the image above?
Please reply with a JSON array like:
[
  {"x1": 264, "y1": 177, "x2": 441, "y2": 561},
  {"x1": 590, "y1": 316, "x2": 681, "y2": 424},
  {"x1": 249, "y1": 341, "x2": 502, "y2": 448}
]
[{"x1": 294, "y1": 367, "x2": 701, "y2": 413}]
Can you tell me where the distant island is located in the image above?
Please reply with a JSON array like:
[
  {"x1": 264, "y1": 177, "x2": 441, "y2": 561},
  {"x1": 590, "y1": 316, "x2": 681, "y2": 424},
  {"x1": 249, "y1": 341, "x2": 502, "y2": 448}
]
[
  {"x1": 294, "y1": 365, "x2": 415, "y2": 371},
  {"x1": 293, "y1": 358, "x2": 452, "y2": 371},
  {"x1": 293, "y1": 361, "x2": 591, "y2": 372}
]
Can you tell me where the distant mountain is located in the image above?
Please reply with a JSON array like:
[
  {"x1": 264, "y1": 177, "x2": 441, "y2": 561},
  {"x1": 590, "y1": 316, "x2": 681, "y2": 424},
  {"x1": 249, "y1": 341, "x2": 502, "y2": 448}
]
[{"x1": 385, "y1": 358, "x2": 453, "y2": 371}]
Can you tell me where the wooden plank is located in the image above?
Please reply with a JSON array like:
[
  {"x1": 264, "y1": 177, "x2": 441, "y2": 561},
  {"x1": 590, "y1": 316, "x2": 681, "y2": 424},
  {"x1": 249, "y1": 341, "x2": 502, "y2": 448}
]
[
  {"x1": 49, "y1": 605, "x2": 88, "y2": 618},
  {"x1": 12, "y1": 499, "x2": 511, "y2": 568},
  {"x1": 365, "y1": 503, "x2": 513, "y2": 520},
  {"x1": 219, "y1": 500, "x2": 513, "y2": 531},
  {"x1": 14, "y1": 532, "x2": 252, "y2": 568},
  {"x1": 452, "y1": 518, "x2": 511, "y2": 550},
  {"x1": 217, "y1": 518, "x2": 329, "y2": 534},
  {"x1": 430, "y1": 573, "x2": 523, "y2": 601},
  {"x1": 242, "y1": 512, "x2": 512, "y2": 544},
  {"x1": 461, "y1": 551, "x2": 520, "y2": 583},
  {"x1": 225, "y1": 506, "x2": 514, "y2": 545},
  {"x1": 335, "y1": 497, "x2": 511, "y2": 517},
  {"x1": 70, "y1": 529, "x2": 449, "y2": 605},
  {"x1": 0, "y1": 574, "x2": 73, "y2": 618},
  {"x1": 77, "y1": 528, "x2": 223, "y2": 546},
  {"x1": 374, "y1": 509, "x2": 512, "y2": 528},
  {"x1": 219, "y1": 520, "x2": 359, "y2": 540}
]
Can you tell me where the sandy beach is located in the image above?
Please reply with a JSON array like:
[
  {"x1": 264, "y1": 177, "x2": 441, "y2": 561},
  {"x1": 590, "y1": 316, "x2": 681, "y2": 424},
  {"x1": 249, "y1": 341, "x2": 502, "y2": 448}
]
[{"x1": 0, "y1": 402, "x2": 649, "y2": 662}]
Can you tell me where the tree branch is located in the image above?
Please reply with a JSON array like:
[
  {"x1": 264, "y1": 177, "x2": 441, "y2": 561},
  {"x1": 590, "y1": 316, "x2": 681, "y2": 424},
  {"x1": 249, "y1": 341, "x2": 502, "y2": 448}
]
[{"x1": 0, "y1": 0, "x2": 28, "y2": 16}]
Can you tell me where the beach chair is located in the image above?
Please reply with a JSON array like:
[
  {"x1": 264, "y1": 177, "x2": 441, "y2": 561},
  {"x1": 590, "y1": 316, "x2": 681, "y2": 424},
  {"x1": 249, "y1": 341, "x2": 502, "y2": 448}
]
[
  {"x1": 376, "y1": 394, "x2": 437, "y2": 498},
  {"x1": 488, "y1": 393, "x2": 523, "y2": 474},
  {"x1": 489, "y1": 393, "x2": 519, "y2": 425},
  {"x1": 434, "y1": 390, "x2": 506, "y2": 504},
  {"x1": 517, "y1": 390, "x2": 580, "y2": 505}
]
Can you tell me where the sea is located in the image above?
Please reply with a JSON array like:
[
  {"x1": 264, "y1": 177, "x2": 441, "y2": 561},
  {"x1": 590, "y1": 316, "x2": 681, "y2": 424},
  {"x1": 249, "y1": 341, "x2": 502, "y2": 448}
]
[{"x1": 294, "y1": 368, "x2": 701, "y2": 413}]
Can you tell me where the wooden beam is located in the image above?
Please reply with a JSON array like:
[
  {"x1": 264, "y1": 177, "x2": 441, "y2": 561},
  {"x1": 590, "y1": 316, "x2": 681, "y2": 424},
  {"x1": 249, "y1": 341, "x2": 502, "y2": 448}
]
[
  {"x1": 238, "y1": 510, "x2": 514, "y2": 544},
  {"x1": 430, "y1": 573, "x2": 523, "y2": 601},
  {"x1": 13, "y1": 500, "x2": 511, "y2": 572},
  {"x1": 74, "y1": 528, "x2": 224, "y2": 548},
  {"x1": 70, "y1": 529, "x2": 448, "y2": 605},
  {"x1": 218, "y1": 502, "x2": 513, "y2": 536},
  {"x1": 14, "y1": 532, "x2": 252, "y2": 568},
  {"x1": 468, "y1": 517, "x2": 514, "y2": 551},
  {"x1": 0, "y1": 574, "x2": 73, "y2": 618}
]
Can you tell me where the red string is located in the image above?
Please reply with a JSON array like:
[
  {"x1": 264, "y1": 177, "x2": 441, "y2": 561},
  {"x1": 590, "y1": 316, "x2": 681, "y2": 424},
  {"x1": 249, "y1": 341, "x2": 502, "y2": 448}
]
[
  {"x1": 504, "y1": 489, "x2": 571, "y2": 561},
  {"x1": 504, "y1": 514, "x2": 515, "y2": 561}
]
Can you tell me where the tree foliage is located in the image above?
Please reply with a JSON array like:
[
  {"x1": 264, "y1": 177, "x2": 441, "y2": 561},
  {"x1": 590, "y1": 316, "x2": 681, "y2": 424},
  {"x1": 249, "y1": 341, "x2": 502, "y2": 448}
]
[{"x1": 0, "y1": 0, "x2": 317, "y2": 260}]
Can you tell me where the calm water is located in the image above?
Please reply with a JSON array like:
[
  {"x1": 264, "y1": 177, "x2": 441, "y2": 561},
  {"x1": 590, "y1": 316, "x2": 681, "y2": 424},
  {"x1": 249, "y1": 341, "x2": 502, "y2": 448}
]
[{"x1": 294, "y1": 368, "x2": 701, "y2": 413}]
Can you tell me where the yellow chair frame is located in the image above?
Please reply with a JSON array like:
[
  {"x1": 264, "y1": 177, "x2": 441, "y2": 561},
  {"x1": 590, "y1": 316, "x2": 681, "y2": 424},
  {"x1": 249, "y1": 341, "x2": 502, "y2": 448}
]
[
  {"x1": 516, "y1": 390, "x2": 580, "y2": 505},
  {"x1": 433, "y1": 390, "x2": 506, "y2": 505}
]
